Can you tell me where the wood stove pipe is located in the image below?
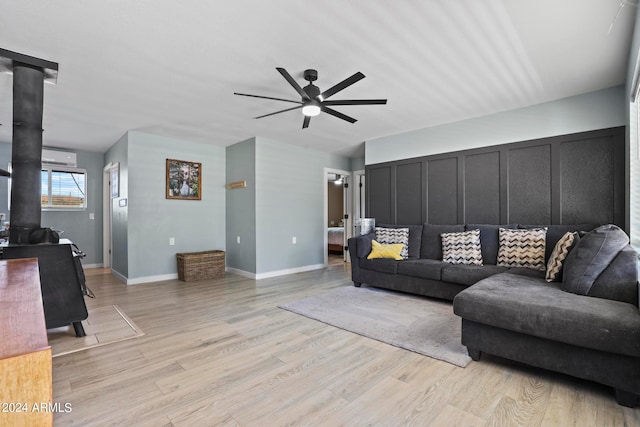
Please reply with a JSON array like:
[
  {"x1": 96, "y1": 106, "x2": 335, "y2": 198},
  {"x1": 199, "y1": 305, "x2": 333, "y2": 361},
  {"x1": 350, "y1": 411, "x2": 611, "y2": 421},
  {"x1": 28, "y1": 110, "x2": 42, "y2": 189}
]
[
  {"x1": 0, "y1": 49, "x2": 59, "y2": 244},
  {"x1": 9, "y1": 62, "x2": 44, "y2": 244}
]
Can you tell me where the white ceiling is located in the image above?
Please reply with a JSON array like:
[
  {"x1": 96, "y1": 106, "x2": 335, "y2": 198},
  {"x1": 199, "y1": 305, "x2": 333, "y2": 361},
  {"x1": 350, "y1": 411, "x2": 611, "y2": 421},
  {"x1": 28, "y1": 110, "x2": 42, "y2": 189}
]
[{"x1": 0, "y1": 0, "x2": 636, "y2": 158}]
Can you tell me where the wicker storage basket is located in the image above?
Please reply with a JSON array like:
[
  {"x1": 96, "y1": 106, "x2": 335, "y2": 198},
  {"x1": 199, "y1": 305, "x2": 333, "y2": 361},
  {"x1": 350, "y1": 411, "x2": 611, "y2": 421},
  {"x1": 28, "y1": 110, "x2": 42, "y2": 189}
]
[{"x1": 177, "y1": 250, "x2": 225, "y2": 281}]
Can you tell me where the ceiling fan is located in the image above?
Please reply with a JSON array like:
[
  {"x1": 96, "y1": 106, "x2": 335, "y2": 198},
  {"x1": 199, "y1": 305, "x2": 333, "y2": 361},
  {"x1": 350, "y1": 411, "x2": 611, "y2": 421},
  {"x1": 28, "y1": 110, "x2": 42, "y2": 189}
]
[{"x1": 234, "y1": 68, "x2": 387, "y2": 129}]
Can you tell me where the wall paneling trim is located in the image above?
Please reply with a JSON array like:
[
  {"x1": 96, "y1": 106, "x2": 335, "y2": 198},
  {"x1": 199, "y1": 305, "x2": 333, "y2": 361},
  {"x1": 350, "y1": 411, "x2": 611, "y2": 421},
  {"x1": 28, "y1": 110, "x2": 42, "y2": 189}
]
[{"x1": 366, "y1": 127, "x2": 625, "y2": 230}]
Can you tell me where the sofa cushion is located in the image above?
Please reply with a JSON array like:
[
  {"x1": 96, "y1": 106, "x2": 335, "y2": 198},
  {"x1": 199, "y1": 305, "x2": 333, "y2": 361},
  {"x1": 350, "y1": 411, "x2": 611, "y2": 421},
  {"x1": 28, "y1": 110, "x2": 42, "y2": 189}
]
[
  {"x1": 497, "y1": 227, "x2": 547, "y2": 271},
  {"x1": 466, "y1": 224, "x2": 517, "y2": 265},
  {"x1": 507, "y1": 267, "x2": 546, "y2": 279},
  {"x1": 441, "y1": 264, "x2": 508, "y2": 286},
  {"x1": 379, "y1": 224, "x2": 423, "y2": 259},
  {"x1": 519, "y1": 224, "x2": 599, "y2": 262},
  {"x1": 358, "y1": 258, "x2": 400, "y2": 274},
  {"x1": 397, "y1": 259, "x2": 444, "y2": 280},
  {"x1": 588, "y1": 245, "x2": 639, "y2": 306},
  {"x1": 441, "y1": 229, "x2": 483, "y2": 265},
  {"x1": 545, "y1": 232, "x2": 578, "y2": 282},
  {"x1": 367, "y1": 240, "x2": 404, "y2": 260},
  {"x1": 562, "y1": 224, "x2": 630, "y2": 297},
  {"x1": 420, "y1": 224, "x2": 465, "y2": 260},
  {"x1": 375, "y1": 227, "x2": 410, "y2": 259},
  {"x1": 453, "y1": 273, "x2": 640, "y2": 357}
]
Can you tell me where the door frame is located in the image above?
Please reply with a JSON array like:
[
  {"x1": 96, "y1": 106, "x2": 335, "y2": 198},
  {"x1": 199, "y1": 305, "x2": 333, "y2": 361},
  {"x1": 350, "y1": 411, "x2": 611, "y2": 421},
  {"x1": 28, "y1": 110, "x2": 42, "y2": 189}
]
[
  {"x1": 352, "y1": 169, "x2": 365, "y2": 221},
  {"x1": 324, "y1": 167, "x2": 352, "y2": 266},
  {"x1": 102, "y1": 163, "x2": 116, "y2": 268}
]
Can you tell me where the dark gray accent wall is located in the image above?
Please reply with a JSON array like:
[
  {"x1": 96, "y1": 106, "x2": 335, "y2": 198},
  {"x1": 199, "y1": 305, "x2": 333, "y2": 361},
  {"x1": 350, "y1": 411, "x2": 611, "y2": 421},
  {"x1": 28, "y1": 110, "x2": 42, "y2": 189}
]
[{"x1": 366, "y1": 126, "x2": 626, "y2": 229}]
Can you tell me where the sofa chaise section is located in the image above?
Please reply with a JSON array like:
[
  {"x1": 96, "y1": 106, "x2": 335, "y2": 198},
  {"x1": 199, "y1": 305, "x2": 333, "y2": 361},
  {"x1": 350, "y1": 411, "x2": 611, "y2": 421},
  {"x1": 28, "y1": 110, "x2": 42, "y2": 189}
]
[{"x1": 453, "y1": 224, "x2": 640, "y2": 407}]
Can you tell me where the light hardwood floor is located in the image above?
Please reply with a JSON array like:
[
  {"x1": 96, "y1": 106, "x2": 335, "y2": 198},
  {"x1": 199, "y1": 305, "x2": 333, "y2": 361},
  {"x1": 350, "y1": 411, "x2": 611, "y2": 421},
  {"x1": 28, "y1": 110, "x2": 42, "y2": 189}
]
[{"x1": 52, "y1": 266, "x2": 640, "y2": 426}]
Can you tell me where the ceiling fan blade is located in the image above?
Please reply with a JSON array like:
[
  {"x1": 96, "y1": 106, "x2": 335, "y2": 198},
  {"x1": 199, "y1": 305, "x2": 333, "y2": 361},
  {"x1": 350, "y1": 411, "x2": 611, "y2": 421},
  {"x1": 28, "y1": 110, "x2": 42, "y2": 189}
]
[
  {"x1": 254, "y1": 105, "x2": 302, "y2": 119},
  {"x1": 302, "y1": 115, "x2": 311, "y2": 129},
  {"x1": 320, "y1": 72, "x2": 365, "y2": 100},
  {"x1": 322, "y1": 99, "x2": 387, "y2": 106},
  {"x1": 321, "y1": 106, "x2": 357, "y2": 123},
  {"x1": 234, "y1": 92, "x2": 302, "y2": 104},
  {"x1": 276, "y1": 67, "x2": 310, "y2": 101}
]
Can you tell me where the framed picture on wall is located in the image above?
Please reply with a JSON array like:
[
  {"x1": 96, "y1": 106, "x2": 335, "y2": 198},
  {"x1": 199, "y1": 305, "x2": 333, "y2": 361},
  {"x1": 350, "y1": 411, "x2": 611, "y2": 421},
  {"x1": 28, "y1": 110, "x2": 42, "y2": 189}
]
[
  {"x1": 166, "y1": 158, "x2": 201, "y2": 200},
  {"x1": 111, "y1": 163, "x2": 119, "y2": 198}
]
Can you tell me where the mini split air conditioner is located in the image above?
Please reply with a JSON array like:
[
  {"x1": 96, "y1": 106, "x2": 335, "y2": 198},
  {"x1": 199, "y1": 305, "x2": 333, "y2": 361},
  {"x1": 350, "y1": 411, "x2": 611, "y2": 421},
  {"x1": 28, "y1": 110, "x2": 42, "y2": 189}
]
[{"x1": 42, "y1": 148, "x2": 77, "y2": 167}]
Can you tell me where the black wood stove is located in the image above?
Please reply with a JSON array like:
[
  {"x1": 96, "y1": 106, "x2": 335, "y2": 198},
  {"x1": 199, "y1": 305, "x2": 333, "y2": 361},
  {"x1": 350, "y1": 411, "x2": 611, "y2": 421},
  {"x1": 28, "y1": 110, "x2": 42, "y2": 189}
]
[{"x1": 0, "y1": 49, "x2": 89, "y2": 336}]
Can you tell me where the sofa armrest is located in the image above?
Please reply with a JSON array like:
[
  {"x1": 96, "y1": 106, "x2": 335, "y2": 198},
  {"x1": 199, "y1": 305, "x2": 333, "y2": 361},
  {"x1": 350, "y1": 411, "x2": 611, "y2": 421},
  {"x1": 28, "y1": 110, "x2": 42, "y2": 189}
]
[
  {"x1": 348, "y1": 232, "x2": 375, "y2": 259},
  {"x1": 347, "y1": 232, "x2": 375, "y2": 286}
]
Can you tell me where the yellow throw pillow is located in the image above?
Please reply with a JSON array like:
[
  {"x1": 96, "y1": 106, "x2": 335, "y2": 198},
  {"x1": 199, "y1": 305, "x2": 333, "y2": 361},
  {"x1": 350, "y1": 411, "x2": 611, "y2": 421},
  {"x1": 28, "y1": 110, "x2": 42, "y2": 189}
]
[{"x1": 367, "y1": 240, "x2": 404, "y2": 260}]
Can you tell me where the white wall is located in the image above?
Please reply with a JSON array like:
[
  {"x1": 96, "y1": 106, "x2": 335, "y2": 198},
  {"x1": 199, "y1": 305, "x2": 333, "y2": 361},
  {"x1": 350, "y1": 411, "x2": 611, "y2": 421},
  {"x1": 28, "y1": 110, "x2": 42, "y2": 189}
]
[{"x1": 366, "y1": 86, "x2": 626, "y2": 165}]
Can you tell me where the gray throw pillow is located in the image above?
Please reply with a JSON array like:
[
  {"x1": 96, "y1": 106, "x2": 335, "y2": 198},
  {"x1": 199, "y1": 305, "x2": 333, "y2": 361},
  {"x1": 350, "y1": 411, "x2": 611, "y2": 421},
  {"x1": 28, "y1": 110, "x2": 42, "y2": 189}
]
[{"x1": 562, "y1": 224, "x2": 629, "y2": 296}]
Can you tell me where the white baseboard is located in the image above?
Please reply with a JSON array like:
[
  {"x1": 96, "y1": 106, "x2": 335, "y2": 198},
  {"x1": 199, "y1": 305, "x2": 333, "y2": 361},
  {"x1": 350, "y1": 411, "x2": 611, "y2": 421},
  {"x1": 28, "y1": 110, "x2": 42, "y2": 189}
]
[
  {"x1": 81, "y1": 263, "x2": 103, "y2": 269},
  {"x1": 110, "y1": 269, "x2": 127, "y2": 284},
  {"x1": 225, "y1": 267, "x2": 256, "y2": 279},
  {"x1": 226, "y1": 264, "x2": 325, "y2": 280},
  {"x1": 126, "y1": 273, "x2": 179, "y2": 285},
  {"x1": 114, "y1": 264, "x2": 325, "y2": 285},
  {"x1": 109, "y1": 269, "x2": 179, "y2": 285}
]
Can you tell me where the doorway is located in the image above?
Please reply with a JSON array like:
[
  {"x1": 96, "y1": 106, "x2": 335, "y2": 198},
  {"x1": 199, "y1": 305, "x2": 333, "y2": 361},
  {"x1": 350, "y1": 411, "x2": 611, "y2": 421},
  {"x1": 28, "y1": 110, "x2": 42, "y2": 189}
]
[{"x1": 324, "y1": 168, "x2": 352, "y2": 266}]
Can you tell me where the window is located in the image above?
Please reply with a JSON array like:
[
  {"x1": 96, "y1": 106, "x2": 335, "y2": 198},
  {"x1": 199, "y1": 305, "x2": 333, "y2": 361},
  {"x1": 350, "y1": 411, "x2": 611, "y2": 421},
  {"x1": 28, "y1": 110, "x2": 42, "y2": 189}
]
[
  {"x1": 41, "y1": 166, "x2": 87, "y2": 210},
  {"x1": 7, "y1": 164, "x2": 88, "y2": 211}
]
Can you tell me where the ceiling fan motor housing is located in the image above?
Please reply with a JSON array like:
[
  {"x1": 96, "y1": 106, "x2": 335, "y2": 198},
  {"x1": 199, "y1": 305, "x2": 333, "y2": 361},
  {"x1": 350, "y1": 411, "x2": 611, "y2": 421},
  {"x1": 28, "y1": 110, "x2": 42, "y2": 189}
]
[
  {"x1": 303, "y1": 69, "x2": 318, "y2": 82},
  {"x1": 303, "y1": 84, "x2": 320, "y2": 100}
]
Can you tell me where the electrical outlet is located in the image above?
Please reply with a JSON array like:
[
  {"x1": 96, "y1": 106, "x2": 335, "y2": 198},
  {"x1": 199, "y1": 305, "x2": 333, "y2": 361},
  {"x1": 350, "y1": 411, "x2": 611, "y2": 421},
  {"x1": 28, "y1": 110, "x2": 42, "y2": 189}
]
[{"x1": 169, "y1": 237, "x2": 175, "y2": 246}]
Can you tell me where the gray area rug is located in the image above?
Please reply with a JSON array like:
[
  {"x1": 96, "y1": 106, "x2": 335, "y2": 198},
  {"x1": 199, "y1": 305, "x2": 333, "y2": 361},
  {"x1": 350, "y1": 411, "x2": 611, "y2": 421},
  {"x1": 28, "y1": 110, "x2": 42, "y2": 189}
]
[{"x1": 279, "y1": 286, "x2": 471, "y2": 367}]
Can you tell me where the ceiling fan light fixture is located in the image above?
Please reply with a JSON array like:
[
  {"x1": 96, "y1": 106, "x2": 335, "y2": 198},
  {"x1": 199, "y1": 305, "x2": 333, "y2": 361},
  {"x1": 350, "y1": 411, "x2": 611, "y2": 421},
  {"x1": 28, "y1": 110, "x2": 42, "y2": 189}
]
[{"x1": 302, "y1": 102, "x2": 321, "y2": 117}]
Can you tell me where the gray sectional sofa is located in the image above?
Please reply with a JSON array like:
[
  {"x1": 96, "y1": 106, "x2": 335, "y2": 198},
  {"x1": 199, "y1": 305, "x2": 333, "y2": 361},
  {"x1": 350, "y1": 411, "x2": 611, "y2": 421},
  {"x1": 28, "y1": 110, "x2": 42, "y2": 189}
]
[{"x1": 347, "y1": 223, "x2": 640, "y2": 407}]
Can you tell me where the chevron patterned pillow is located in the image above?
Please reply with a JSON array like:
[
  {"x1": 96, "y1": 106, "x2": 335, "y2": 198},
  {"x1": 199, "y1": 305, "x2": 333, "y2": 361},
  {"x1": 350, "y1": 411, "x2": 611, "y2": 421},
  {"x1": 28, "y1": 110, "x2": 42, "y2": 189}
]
[
  {"x1": 375, "y1": 227, "x2": 410, "y2": 259},
  {"x1": 545, "y1": 231, "x2": 578, "y2": 282},
  {"x1": 497, "y1": 227, "x2": 547, "y2": 271},
  {"x1": 441, "y1": 229, "x2": 483, "y2": 265}
]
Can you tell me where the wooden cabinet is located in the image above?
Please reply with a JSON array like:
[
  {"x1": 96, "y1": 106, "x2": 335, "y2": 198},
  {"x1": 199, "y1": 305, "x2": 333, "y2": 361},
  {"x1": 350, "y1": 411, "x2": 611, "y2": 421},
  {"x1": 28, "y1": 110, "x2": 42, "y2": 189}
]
[{"x1": 0, "y1": 258, "x2": 53, "y2": 427}]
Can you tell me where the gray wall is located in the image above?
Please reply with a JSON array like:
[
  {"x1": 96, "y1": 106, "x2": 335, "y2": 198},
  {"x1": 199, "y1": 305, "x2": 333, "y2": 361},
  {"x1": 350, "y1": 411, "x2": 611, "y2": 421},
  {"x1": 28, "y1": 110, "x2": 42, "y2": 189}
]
[
  {"x1": 103, "y1": 131, "x2": 351, "y2": 280},
  {"x1": 105, "y1": 133, "x2": 129, "y2": 277},
  {"x1": 225, "y1": 138, "x2": 257, "y2": 273},
  {"x1": 41, "y1": 149, "x2": 104, "y2": 266},
  {"x1": 224, "y1": 136, "x2": 350, "y2": 276},
  {"x1": 367, "y1": 127, "x2": 626, "y2": 228},
  {"x1": 255, "y1": 137, "x2": 350, "y2": 274},
  {"x1": 350, "y1": 157, "x2": 365, "y2": 171},
  {"x1": 366, "y1": 86, "x2": 626, "y2": 165},
  {"x1": 0, "y1": 142, "x2": 104, "y2": 266},
  {"x1": 126, "y1": 131, "x2": 226, "y2": 280}
]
